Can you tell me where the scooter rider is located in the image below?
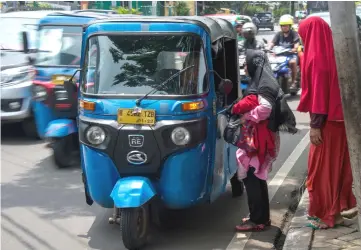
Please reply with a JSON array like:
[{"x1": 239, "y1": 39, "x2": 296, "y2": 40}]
[
  {"x1": 234, "y1": 16, "x2": 248, "y2": 41},
  {"x1": 252, "y1": 14, "x2": 260, "y2": 30},
  {"x1": 238, "y1": 22, "x2": 265, "y2": 51},
  {"x1": 269, "y1": 15, "x2": 300, "y2": 90}
]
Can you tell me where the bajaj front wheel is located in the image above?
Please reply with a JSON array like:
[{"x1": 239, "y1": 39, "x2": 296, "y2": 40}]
[{"x1": 121, "y1": 206, "x2": 150, "y2": 250}]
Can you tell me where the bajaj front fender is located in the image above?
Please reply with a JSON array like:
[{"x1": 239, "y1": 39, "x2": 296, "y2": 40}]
[
  {"x1": 45, "y1": 119, "x2": 77, "y2": 138},
  {"x1": 110, "y1": 177, "x2": 157, "y2": 208}
]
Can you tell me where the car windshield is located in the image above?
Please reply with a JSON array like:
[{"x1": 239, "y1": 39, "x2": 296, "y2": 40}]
[
  {"x1": 0, "y1": 17, "x2": 38, "y2": 50},
  {"x1": 82, "y1": 34, "x2": 207, "y2": 96},
  {"x1": 36, "y1": 25, "x2": 82, "y2": 67},
  {"x1": 256, "y1": 13, "x2": 272, "y2": 18}
]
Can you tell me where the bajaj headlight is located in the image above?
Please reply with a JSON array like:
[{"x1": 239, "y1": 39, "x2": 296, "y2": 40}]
[
  {"x1": 171, "y1": 127, "x2": 191, "y2": 146},
  {"x1": 86, "y1": 126, "x2": 106, "y2": 145}
]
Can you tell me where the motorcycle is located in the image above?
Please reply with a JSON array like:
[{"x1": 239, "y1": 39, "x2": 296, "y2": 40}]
[{"x1": 266, "y1": 46, "x2": 300, "y2": 96}]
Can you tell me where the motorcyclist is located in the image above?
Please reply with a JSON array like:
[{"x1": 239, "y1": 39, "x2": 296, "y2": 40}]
[
  {"x1": 238, "y1": 22, "x2": 265, "y2": 52},
  {"x1": 269, "y1": 15, "x2": 300, "y2": 90},
  {"x1": 252, "y1": 14, "x2": 260, "y2": 29},
  {"x1": 234, "y1": 16, "x2": 248, "y2": 41}
]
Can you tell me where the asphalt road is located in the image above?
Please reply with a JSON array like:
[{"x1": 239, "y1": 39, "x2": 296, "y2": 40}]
[{"x1": 1, "y1": 28, "x2": 311, "y2": 250}]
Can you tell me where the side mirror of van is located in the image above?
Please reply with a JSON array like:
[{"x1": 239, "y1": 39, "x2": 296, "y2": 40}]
[
  {"x1": 21, "y1": 31, "x2": 29, "y2": 53},
  {"x1": 219, "y1": 79, "x2": 233, "y2": 95}
]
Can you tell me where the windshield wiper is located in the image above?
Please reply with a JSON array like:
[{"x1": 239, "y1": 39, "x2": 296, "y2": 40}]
[{"x1": 135, "y1": 64, "x2": 195, "y2": 106}]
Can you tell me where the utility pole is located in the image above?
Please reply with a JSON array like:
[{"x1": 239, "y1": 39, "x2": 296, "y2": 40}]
[
  {"x1": 329, "y1": 1, "x2": 361, "y2": 229},
  {"x1": 290, "y1": 1, "x2": 295, "y2": 16}
]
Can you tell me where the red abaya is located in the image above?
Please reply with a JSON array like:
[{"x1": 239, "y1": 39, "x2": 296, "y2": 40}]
[{"x1": 298, "y1": 17, "x2": 356, "y2": 227}]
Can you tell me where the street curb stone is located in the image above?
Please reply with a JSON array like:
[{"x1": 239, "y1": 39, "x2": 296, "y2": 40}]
[{"x1": 282, "y1": 191, "x2": 313, "y2": 250}]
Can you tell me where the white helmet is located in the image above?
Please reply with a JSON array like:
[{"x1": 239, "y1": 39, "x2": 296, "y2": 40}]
[{"x1": 241, "y1": 22, "x2": 257, "y2": 39}]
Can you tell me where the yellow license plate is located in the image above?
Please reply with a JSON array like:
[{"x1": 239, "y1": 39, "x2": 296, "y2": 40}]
[
  {"x1": 117, "y1": 109, "x2": 156, "y2": 125},
  {"x1": 51, "y1": 75, "x2": 72, "y2": 85}
]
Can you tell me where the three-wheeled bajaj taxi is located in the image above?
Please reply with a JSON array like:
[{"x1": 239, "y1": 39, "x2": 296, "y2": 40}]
[
  {"x1": 64, "y1": 16, "x2": 242, "y2": 249},
  {"x1": 27, "y1": 10, "x2": 126, "y2": 168}
]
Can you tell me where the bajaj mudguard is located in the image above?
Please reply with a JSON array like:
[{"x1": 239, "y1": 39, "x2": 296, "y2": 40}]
[
  {"x1": 45, "y1": 119, "x2": 78, "y2": 138},
  {"x1": 110, "y1": 177, "x2": 157, "y2": 208}
]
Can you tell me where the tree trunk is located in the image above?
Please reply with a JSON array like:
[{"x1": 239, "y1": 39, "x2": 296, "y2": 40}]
[{"x1": 329, "y1": 1, "x2": 361, "y2": 229}]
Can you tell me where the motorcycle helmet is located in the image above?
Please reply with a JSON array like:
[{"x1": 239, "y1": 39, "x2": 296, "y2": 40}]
[
  {"x1": 279, "y1": 15, "x2": 294, "y2": 26},
  {"x1": 241, "y1": 22, "x2": 257, "y2": 39},
  {"x1": 234, "y1": 16, "x2": 248, "y2": 27}
]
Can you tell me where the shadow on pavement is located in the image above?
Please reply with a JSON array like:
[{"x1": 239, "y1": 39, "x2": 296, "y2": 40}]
[
  {"x1": 1, "y1": 155, "x2": 93, "y2": 219},
  {"x1": 85, "y1": 189, "x2": 249, "y2": 250},
  {"x1": 1, "y1": 122, "x2": 44, "y2": 146}
]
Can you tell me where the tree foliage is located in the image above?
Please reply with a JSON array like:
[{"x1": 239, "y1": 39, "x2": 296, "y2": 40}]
[
  {"x1": 174, "y1": 1, "x2": 190, "y2": 16},
  {"x1": 115, "y1": 6, "x2": 141, "y2": 15}
]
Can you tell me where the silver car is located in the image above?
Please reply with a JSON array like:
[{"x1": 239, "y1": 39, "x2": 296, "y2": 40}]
[{"x1": 0, "y1": 11, "x2": 54, "y2": 138}]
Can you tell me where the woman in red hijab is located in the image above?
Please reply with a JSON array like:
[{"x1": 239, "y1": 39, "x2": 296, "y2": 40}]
[{"x1": 298, "y1": 16, "x2": 356, "y2": 229}]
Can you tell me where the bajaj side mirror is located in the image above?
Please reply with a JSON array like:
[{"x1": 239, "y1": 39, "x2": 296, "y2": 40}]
[
  {"x1": 219, "y1": 79, "x2": 233, "y2": 95},
  {"x1": 64, "y1": 69, "x2": 81, "y2": 92},
  {"x1": 64, "y1": 79, "x2": 77, "y2": 92},
  {"x1": 263, "y1": 38, "x2": 268, "y2": 44},
  {"x1": 21, "y1": 31, "x2": 29, "y2": 53}
]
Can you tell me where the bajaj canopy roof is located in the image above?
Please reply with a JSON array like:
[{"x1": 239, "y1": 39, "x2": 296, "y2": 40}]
[
  {"x1": 85, "y1": 16, "x2": 237, "y2": 43},
  {"x1": 38, "y1": 10, "x2": 138, "y2": 25}
]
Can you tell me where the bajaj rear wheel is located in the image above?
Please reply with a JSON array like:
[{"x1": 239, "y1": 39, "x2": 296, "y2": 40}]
[
  {"x1": 121, "y1": 206, "x2": 150, "y2": 250},
  {"x1": 53, "y1": 135, "x2": 77, "y2": 168}
]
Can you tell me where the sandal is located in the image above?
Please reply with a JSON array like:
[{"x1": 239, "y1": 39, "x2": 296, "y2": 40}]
[
  {"x1": 306, "y1": 220, "x2": 344, "y2": 230},
  {"x1": 235, "y1": 220, "x2": 269, "y2": 232},
  {"x1": 242, "y1": 217, "x2": 271, "y2": 226},
  {"x1": 307, "y1": 215, "x2": 319, "y2": 221},
  {"x1": 307, "y1": 220, "x2": 330, "y2": 230}
]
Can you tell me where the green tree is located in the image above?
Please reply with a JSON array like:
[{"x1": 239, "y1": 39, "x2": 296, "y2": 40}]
[
  {"x1": 174, "y1": 1, "x2": 190, "y2": 16},
  {"x1": 115, "y1": 6, "x2": 141, "y2": 15}
]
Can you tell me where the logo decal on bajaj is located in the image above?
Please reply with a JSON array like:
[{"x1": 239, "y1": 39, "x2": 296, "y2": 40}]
[
  {"x1": 127, "y1": 151, "x2": 147, "y2": 165},
  {"x1": 128, "y1": 135, "x2": 144, "y2": 147}
]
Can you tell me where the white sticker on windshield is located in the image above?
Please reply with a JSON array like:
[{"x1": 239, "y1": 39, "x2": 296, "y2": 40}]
[{"x1": 39, "y1": 29, "x2": 63, "y2": 54}]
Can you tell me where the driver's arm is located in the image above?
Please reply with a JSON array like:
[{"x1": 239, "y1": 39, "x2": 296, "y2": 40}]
[
  {"x1": 292, "y1": 31, "x2": 300, "y2": 52},
  {"x1": 292, "y1": 42, "x2": 300, "y2": 52},
  {"x1": 269, "y1": 33, "x2": 279, "y2": 49}
]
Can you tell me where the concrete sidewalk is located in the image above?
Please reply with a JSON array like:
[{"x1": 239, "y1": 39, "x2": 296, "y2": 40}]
[{"x1": 283, "y1": 191, "x2": 361, "y2": 250}]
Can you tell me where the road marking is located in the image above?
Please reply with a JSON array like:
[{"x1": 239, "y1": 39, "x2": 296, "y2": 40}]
[{"x1": 225, "y1": 130, "x2": 310, "y2": 250}]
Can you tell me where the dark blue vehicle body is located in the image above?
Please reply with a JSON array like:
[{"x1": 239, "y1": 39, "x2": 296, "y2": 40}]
[{"x1": 70, "y1": 16, "x2": 242, "y2": 249}]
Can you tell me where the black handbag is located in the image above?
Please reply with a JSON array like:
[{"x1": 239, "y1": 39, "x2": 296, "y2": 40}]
[{"x1": 223, "y1": 113, "x2": 242, "y2": 147}]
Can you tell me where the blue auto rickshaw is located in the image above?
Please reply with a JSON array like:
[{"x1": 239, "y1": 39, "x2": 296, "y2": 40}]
[
  {"x1": 64, "y1": 16, "x2": 242, "y2": 249},
  {"x1": 25, "y1": 10, "x2": 124, "y2": 168}
]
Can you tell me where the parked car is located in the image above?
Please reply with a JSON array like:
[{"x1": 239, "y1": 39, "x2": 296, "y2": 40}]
[
  {"x1": 204, "y1": 14, "x2": 251, "y2": 26},
  {"x1": 255, "y1": 12, "x2": 274, "y2": 31},
  {"x1": 0, "y1": 11, "x2": 56, "y2": 138},
  {"x1": 307, "y1": 12, "x2": 361, "y2": 41}
]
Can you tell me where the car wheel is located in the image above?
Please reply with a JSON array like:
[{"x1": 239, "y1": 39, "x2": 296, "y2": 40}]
[{"x1": 22, "y1": 118, "x2": 40, "y2": 139}]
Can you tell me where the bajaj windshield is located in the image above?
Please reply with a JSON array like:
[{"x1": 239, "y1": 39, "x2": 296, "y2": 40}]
[
  {"x1": 36, "y1": 26, "x2": 82, "y2": 67},
  {"x1": 82, "y1": 34, "x2": 207, "y2": 96}
]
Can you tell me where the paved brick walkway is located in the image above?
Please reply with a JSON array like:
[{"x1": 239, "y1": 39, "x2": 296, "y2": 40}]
[{"x1": 283, "y1": 191, "x2": 360, "y2": 250}]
